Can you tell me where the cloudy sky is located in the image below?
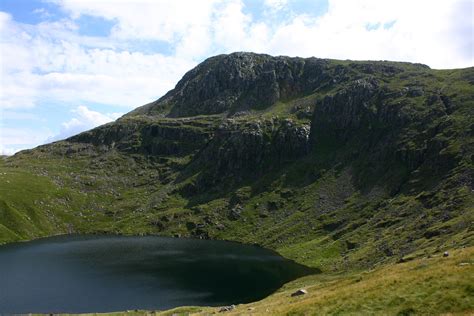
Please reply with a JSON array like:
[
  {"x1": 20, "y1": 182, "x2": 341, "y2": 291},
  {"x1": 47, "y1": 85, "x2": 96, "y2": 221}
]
[{"x1": 0, "y1": 0, "x2": 472, "y2": 155}]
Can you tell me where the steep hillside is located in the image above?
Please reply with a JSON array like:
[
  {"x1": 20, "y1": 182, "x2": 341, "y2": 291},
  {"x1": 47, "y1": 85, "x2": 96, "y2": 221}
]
[{"x1": 1, "y1": 52, "x2": 473, "y2": 277}]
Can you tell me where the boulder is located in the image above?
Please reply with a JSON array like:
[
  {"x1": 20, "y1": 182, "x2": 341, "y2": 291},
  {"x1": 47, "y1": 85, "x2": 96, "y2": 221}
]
[
  {"x1": 219, "y1": 305, "x2": 236, "y2": 312},
  {"x1": 406, "y1": 86, "x2": 424, "y2": 97},
  {"x1": 228, "y1": 205, "x2": 243, "y2": 221},
  {"x1": 291, "y1": 289, "x2": 308, "y2": 297}
]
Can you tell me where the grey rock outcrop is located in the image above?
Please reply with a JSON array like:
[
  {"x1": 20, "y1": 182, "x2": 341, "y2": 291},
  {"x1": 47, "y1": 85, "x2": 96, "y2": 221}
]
[
  {"x1": 126, "y1": 52, "x2": 330, "y2": 117},
  {"x1": 68, "y1": 117, "x2": 215, "y2": 157},
  {"x1": 190, "y1": 118, "x2": 311, "y2": 187}
]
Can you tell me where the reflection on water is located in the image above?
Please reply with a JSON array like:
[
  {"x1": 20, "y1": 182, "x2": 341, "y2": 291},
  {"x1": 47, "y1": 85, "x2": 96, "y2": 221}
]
[{"x1": 0, "y1": 235, "x2": 317, "y2": 313}]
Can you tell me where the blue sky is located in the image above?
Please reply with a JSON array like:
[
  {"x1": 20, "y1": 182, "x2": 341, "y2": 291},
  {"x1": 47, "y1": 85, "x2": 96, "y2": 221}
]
[{"x1": 0, "y1": 0, "x2": 472, "y2": 155}]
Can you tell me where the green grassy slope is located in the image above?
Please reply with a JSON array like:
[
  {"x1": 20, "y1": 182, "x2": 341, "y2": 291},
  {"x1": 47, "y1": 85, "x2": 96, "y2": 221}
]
[
  {"x1": 29, "y1": 247, "x2": 474, "y2": 316},
  {"x1": 188, "y1": 246, "x2": 474, "y2": 315},
  {"x1": 1, "y1": 56, "x2": 473, "y2": 314}
]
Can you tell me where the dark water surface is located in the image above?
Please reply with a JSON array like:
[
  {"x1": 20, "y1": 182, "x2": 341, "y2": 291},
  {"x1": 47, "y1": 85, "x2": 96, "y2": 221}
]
[{"x1": 0, "y1": 235, "x2": 316, "y2": 313}]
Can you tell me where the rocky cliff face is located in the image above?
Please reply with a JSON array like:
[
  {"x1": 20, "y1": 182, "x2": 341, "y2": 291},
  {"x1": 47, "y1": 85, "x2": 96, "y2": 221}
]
[
  {"x1": 3, "y1": 52, "x2": 473, "y2": 272},
  {"x1": 190, "y1": 118, "x2": 311, "y2": 189},
  {"x1": 69, "y1": 117, "x2": 216, "y2": 157},
  {"x1": 126, "y1": 52, "x2": 432, "y2": 120},
  {"x1": 68, "y1": 53, "x2": 471, "y2": 197},
  {"x1": 126, "y1": 52, "x2": 334, "y2": 117}
]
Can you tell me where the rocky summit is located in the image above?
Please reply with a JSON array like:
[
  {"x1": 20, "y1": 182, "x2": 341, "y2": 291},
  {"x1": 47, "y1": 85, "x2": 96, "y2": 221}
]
[{"x1": 1, "y1": 52, "x2": 473, "y2": 314}]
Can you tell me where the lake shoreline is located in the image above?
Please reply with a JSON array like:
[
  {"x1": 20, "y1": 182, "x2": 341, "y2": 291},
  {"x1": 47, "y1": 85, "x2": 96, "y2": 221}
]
[{"x1": 0, "y1": 234, "x2": 317, "y2": 314}]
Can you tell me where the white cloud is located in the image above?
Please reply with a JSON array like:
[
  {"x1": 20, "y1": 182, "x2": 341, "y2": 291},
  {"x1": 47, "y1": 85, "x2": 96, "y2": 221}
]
[
  {"x1": 1, "y1": 0, "x2": 472, "y2": 153},
  {"x1": 0, "y1": 127, "x2": 54, "y2": 155},
  {"x1": 0, "y1": 146, "x2": 16, "y2": 156},
  {"x1": 263, "y1": 0, "x2": 288, "y2": 11},
  {"x1": 33, "y1": 8, "x2": 53, "y2": 19},
  {"x1": 213, "y1": 1, "x2": 252, "y2": 51},
  {"x1": 210, "y1": 0, "x2": 271, "y2": 54},
  {"x1": 264, "y1": 0, "x2": 473, "y2": 68},
  {"x1": 0, "y1": 106, "x2": 121, "y2": 155},
  {"x1": 48, "y1": 105, "x2": 123, "y2": 142},
  {"x1": 0, "y1": 13, "x2": 195, "y2": 109},
  {"x1": 53, "y1": 0, "x2": 220, "y2": 41},
  {"x1": 1, "y1": 111, "x2": 43, "y2": 121}
]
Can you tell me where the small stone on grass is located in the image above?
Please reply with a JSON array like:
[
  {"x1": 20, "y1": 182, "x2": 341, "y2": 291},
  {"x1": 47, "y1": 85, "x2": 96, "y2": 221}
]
[{"x1": 291, "y1": 289, "x2": 308, "y2": 297}]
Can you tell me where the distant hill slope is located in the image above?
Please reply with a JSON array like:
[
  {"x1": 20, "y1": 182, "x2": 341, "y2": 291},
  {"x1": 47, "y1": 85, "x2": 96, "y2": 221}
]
[{"x1": 1, "y1": 52, "x2": 473, "y2": 274}]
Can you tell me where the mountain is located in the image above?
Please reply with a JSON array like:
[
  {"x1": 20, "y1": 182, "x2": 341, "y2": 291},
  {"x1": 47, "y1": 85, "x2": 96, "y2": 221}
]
[{"x1": 1, "y1": 52, "x2": 473, "y2": 313}]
